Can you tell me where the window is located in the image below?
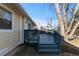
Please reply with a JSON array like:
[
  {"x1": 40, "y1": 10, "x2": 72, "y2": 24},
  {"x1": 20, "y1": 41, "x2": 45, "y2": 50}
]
[{"x1": 0, "y1": 6, "x2": 12, "y2": 29}]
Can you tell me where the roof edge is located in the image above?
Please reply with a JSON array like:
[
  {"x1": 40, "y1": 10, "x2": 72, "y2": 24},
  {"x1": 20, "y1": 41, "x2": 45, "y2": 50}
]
[{"x1": 15, "y1": 3, "x2": 36, "y2": 26}]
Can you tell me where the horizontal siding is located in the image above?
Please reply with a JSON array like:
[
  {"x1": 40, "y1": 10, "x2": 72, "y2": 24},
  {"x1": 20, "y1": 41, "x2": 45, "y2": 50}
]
[{"x1": 0, "y1": 4, "x2": 23, "y2": 55}]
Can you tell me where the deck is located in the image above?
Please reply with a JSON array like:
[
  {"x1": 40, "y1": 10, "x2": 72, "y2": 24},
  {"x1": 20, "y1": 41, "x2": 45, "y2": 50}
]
[
  {"x1": 5, "y1": 44, "x2": 79, "y2": 56},
  {"x1": 5, "y1": 30, "x2": 79, "y2": 56},
  {"x1": 5, "y1": 44, "x2": 59, "y2": 56}
]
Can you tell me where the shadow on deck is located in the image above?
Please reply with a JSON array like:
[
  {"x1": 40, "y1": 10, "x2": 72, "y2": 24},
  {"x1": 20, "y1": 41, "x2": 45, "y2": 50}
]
[{"x1": 5, "y1": 44, "x2": 59, "y2": 56}]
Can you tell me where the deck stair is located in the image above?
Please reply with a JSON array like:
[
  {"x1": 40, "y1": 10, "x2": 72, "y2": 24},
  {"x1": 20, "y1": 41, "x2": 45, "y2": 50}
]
[
  {"x1": 38, "y1": 31, "x2": 61, "y2": 53},
  {"x1": 24, "y1": 30, "x2": 61, "y2": 53}
]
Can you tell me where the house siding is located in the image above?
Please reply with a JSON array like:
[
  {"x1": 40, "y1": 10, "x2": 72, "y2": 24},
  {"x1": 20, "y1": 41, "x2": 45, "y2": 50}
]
[{"x1": 0, "y1": 4, "x2": 24, "y2": 55}]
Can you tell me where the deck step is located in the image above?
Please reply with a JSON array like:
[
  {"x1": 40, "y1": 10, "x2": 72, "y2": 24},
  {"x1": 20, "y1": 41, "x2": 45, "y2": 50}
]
[
  {"x1": 38, "y1": 47, "x2": 59, "y2": 50},
  {"x1": 38, "y1": 45, "x2": 59, "y2": 48},
  {"x1": 29, "y1": 41, "x2": 38, "y2": 43},
  {"x1": 38, "y1": 48, "x2": 59, "y2": 52}
]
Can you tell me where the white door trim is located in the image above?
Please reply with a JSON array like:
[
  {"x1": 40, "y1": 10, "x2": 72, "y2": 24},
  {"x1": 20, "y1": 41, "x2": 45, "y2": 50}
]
[{"x1": 19, "y1": 15, "x2": 23, "y2": 44}]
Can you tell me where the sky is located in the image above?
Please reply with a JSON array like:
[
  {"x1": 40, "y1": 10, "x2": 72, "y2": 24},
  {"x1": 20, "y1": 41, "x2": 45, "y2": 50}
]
[
  {"x1": 21, "y1": 3, "x2": 76, "y2": 27},
  {"x1": 21, "y1": 3, "x2": 58, "y2": 27}
]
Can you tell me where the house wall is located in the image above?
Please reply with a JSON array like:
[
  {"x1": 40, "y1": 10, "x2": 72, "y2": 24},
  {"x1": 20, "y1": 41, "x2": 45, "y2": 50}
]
[
  {"x1": 0, "y1": 4, "x2": 25, "y2": 55},
  {"x1": 24, "y1": 18, "x2": 28, "y2": 29}
]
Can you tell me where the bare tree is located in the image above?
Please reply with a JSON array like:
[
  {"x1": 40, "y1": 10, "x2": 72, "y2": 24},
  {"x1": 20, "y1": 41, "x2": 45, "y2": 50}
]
[
  {"x1": 66, "y1": 4, "x2": 79, "y2": 35},
  {"x1": 62, "y1": 4, "x2": 69, "y2": 32},
  {"x1": 55, "y1": 3, "x2": 65, "y2": 36}
]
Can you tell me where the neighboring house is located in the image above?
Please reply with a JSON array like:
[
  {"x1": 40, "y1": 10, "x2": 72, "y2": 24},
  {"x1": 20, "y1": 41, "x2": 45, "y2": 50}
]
[
  {"x1": 0, "y1": 3, "x2": 32, "y2": 55},
  {"x1": 24, "y1": 17, "x2": 37, "y2": 30}
]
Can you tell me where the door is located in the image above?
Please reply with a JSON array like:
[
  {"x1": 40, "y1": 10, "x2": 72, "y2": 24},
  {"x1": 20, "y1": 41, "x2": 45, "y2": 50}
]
[{"x1": 19, "y1": 15, "x2": 24, "y2": 44}]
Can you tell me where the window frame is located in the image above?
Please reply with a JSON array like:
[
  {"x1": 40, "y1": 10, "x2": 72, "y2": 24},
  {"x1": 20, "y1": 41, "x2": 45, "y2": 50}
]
[{"x1": 0, "y1": 4, "x2": 13, "y2": 32}]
